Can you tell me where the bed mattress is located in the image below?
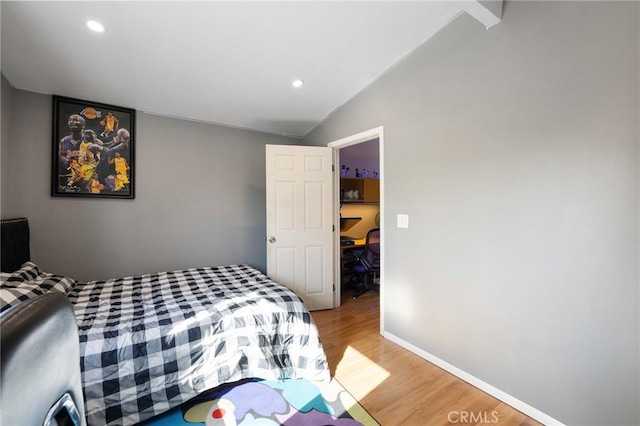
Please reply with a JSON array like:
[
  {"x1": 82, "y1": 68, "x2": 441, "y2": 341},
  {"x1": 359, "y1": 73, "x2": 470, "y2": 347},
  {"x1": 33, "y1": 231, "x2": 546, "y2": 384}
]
[{"x1": 66, "y1": 264, "x2": 329, "y2": 425}]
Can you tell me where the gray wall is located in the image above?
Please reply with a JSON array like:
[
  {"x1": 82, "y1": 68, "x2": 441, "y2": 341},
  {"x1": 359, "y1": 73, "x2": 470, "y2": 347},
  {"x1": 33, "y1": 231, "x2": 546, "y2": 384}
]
[
  {"x1": 1, "y1": 75, "x2": 13, "y2": 213},
  {"x1": 1, "y1": 87, "x2": 299, "y2": 281},
  {"x1": 304, "y1": 2, "x2": 639, "y2": 425}
]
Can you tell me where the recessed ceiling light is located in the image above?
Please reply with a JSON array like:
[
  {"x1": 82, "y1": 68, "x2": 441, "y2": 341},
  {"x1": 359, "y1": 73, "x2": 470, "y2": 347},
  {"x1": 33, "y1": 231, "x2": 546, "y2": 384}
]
[
  {"x1": 292, "y1": 79, "x2": 304, "y2": 88},
  {"x1": 86, "y1": 20, "x2": 105, "y2": 33}
]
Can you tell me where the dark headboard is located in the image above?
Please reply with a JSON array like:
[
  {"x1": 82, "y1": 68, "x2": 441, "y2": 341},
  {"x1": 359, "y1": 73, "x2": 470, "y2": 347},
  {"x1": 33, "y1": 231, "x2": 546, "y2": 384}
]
[{"x1": 1, "y1": 218, "x2": 30, "y2": 273}]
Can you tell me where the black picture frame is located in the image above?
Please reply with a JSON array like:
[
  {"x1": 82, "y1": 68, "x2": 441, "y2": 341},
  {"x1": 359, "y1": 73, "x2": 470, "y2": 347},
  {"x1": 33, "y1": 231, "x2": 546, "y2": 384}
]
[{"x1": 51, "y1": 95, "x2": 135, "y2": 199}]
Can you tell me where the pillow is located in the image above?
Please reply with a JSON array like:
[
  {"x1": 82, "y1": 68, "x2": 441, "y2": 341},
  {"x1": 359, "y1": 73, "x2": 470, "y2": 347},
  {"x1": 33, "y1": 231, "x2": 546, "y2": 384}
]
[
  {"x1": 29, "y1": 271, "x2": 77, "y2": 295},
  {"x1": 0, "y1": 261, "x2": 41, "y2": 284},
  {"x1": 1, "y1": 263, "x2": 76, "y2": 313}
]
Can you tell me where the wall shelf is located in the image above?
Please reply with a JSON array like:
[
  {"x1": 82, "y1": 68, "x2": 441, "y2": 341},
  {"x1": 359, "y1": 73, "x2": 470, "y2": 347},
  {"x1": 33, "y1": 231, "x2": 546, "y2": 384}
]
[{"x1": 340, "y1": 178, "x2": 380, "y2": 203}]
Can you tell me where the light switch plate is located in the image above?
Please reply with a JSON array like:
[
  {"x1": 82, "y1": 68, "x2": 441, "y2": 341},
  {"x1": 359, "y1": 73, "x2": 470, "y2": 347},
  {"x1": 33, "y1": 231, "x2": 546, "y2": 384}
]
[{"x1": 397, "y1": 214, "x2": 409, "y2": 228}]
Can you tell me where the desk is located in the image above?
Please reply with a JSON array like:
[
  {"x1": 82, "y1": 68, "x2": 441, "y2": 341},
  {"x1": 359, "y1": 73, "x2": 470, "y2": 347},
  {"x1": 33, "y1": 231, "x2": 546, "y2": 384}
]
[{"x1": 340, "y1": 237, "x2": 366, "y2": 247}]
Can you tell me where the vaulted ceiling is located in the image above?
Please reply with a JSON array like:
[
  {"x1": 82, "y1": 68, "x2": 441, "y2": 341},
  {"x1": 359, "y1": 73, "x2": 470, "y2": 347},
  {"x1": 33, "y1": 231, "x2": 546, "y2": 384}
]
[{"x1": 1, "y1": 1, "x2": 501, "y2": 137}]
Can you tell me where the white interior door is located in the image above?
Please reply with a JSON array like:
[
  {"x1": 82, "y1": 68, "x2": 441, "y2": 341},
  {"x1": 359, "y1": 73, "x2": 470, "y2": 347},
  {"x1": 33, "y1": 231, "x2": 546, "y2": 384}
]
[{"x1": 265, "y1": 144, "x2": 334, "y2": 311}]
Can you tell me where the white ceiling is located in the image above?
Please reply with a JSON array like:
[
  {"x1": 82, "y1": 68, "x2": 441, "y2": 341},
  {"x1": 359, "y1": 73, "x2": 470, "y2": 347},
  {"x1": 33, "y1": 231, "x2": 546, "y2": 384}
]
[{"x1": 1, "y1": 1, "x2": 500, "y2": 138}]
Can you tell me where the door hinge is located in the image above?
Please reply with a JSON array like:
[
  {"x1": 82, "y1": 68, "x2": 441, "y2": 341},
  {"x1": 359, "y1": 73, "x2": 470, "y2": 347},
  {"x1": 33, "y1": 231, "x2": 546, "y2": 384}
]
[
  {"x1": 332, "y1": 224, "x2": 335, "y2": 232},
  {"x1": 333, "y1": 284, "x2": 336, "y2": 292},
  {"x1": 332, "y1": 164, "x2": 335, "y2": 172}
]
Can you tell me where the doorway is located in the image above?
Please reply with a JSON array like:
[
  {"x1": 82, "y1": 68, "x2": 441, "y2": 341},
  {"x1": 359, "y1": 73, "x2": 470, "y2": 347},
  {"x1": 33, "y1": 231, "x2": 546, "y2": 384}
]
[{"x1": 328, "y1": 126, "x2": 384, "y2": 333}]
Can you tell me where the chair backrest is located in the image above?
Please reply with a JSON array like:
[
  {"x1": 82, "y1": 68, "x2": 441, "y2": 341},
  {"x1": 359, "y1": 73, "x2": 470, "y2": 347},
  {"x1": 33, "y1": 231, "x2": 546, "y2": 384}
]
[
  {"x1": 361, "y1": 228, "x2": 380, "y2": 271},
  {"x1": 1, "y1": 292, "x2": 85, "y2": 426}
]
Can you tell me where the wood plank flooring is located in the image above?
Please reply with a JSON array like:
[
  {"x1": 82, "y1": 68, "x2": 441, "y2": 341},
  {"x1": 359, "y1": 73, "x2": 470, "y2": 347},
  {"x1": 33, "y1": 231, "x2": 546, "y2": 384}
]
[{"x1": 311, "y1": 292, "x2": 542, "y2": 426}]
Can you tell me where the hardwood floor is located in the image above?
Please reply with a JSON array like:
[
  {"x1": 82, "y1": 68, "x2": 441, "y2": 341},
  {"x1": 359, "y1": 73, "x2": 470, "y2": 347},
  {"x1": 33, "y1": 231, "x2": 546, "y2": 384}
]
[{"x1": 311, "y1": 292, "x2": 542, "y2": 426}]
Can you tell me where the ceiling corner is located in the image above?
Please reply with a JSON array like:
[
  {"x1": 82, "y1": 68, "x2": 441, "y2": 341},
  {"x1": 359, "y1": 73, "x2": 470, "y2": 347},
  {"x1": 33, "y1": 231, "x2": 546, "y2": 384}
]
[{"x1": 458, "y1": 0, "x2": 503, "y2": 29}]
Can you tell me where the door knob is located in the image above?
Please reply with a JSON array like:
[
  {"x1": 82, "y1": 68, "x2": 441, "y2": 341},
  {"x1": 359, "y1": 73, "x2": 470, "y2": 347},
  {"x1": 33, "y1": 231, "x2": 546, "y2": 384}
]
[{"x1": 268, "y1": 236, "x2": 276, "y2": 243}]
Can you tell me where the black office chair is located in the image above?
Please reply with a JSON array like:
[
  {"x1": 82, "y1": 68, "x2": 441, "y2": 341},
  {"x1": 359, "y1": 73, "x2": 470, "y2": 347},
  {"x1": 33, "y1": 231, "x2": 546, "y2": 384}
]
[
  {"x1": 1, "y1": 292, "x2": 85, "y2": 426},
  {"x1": 343, "y1": 228, "x2": 380, "y2": 298}
]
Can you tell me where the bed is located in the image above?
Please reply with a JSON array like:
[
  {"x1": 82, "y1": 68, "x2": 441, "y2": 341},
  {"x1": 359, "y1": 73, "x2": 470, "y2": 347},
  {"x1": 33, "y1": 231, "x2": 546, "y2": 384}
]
[{"x1": 0, "y1": 218, "x2": 330, "y2": 425}]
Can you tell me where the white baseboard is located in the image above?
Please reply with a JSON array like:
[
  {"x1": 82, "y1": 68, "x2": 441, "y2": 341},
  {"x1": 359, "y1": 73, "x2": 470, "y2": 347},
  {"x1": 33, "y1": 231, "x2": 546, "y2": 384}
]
[{"x1": 382, "y1": 331, "x2": 565, "y2": 426}]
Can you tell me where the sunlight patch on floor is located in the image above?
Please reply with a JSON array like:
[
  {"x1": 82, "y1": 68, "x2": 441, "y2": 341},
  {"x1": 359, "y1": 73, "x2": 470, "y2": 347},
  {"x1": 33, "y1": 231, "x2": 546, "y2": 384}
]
[{"x1": 335, "y1": 345, "x2": 390, "y2": 400}]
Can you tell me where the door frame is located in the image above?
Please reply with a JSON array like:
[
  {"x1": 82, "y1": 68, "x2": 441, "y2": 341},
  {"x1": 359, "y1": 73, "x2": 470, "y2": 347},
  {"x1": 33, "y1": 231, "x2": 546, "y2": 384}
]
[{"x1": 328, "y1": 126, "x2": 384, "y2": 333}]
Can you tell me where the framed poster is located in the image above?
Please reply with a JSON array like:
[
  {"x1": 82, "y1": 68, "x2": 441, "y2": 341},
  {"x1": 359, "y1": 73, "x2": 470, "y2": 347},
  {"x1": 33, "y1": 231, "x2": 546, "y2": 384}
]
[{"x1": 52, "y1": 95, "x2": 135, "y2": 199}]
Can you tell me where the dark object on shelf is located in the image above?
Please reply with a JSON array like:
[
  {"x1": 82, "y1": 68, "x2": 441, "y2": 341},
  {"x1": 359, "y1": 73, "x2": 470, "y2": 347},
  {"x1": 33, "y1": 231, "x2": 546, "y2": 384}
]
[{"x1": 340, "y1": 235, "x2": 363, "y2": 246}]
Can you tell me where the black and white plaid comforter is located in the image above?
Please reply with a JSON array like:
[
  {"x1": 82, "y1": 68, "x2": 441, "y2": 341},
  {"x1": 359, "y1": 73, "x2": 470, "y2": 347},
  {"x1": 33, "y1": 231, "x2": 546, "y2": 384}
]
[{"x1": 66, "y1": 264, "x2": 330, "y2": 426}]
